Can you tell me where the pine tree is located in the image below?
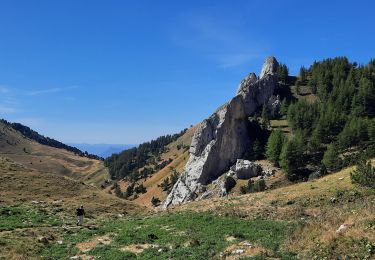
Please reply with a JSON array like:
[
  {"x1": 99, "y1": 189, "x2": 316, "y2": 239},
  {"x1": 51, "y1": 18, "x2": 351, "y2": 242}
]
[
  {"x1": 299, "y1": 66, "x2": 307, "y2": 83},
  {"x1": 253, "y1": 179, "x2": 266, "y2": 192},
  {"x1": 280, "y1": 99, "x2": 288, "y2": 117},
  {"x1": 357, "y1": 77, "x2": 375, "y2": 116},
  {"x1": 266, "y1": 130, "x2": 285, "y2": 166},
  {"x1": 295, "y1": 81, "x2": 301, "y2": 95},
  {"x1": 322, "y1": 143, "x2": 341, "y2": 172},
  {"x1": 160, "y1": 177, "x2": 170, "y2": 191},
  {"x1": 252, "y1": 139, "x2": 263, "y2": 160},
  {"x1": 113, "y1": 182, "x2": 123, "y2": 198},
  {"x1": 369, "y1": 119, "x2": 375, "y2": 143},
  {"x1": 279, "y1": 136, "x2": 304, "y2": 181},
  {"x1": 277, "y1": 64, "x2": 289, "y2": 84},
  {"x1": 261, "y1": 104, "x2": 270, "y2": 129},
  {"x1": 350, "y1": 158, "x2": 375, "y2": 188},
  {"x1": 151, "y1": 196, "x2": 161, "y2": 207}
]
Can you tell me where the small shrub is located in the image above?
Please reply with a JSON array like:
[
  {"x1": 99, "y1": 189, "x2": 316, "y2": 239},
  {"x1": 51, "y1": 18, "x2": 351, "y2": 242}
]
[
  {"x1": 241, "y1": 179, "x2": 266, "y2": 194},
  {"x1": 350, "y1": 158, "x2": 375, "y2": 188},
  {"x1": 240, "y1": 185, "x2": 248, "y2": 194},
  {"x1": 224, "y1": 176, "x2": 236, "y2": 192},
  {"x1": 308, "y1": 165, "x2": 327, "y2": 180},
  {"x1": 151, "y1": 196, "x2": 161, "y2": 207},
  {"x1": 253, "y1": 179, "x2": 266, "y2": 192}
]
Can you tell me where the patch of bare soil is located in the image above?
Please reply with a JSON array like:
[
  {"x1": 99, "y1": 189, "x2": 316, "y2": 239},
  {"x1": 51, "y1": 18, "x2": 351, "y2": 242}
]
[
  {"x1": 76, "y1": 235, "x2": 112, "y2": 253},
  {"x1": 221, "y1": 241, "x2": 268, "y2": 259},
  {"x1": 121, "y1": 243, "x2": 160, "y2": 254}
]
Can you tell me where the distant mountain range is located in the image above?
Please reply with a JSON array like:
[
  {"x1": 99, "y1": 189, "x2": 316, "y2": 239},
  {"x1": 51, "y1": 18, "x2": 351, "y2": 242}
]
[{"x1": 68, "y1": 143, "x2": 135, "y2": 158}]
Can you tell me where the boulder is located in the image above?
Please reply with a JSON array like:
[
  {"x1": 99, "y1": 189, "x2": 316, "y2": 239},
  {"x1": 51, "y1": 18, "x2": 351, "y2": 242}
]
[
  {"x1": 198, "y1": 178, "x2": 227, "y2": 200},
  {"x1": 163, "y1": 57, "x2": 279, "y2": 208},
  {"x1": 230, "y1": 159, "x2": 262, "y2": 179}
]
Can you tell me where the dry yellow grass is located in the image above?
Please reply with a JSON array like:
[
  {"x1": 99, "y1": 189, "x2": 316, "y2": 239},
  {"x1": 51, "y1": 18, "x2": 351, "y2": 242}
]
[
  {"x1": 114, "y1": 126, "x2": 196, "y2": 208},
  {"x1": 0, "y1": 157, "x2": 145, "y2": 216},
  {"x1": 133, "y1": 151, "x2": 189, "y2": 207},
  {"x1": 0, "y1": 121, "x2": 109, "y2": 187},
  {"x1": 173, "y1": 165, "x2": 357, "y2": 213}
]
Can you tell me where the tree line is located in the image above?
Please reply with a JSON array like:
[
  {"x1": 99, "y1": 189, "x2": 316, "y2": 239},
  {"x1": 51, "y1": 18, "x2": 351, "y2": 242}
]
[
  {"x1": 265, "y1": 57, "x2": 375, "y2": 180},
  {"x1": 104, "y1": 129, "x2": 187, "y2": 180}
]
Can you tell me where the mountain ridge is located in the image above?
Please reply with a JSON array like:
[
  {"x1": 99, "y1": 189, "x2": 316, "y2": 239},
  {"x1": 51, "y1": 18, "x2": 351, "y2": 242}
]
[{"x1": 0, "y1": 119, "x2": 102, "y2": 160}]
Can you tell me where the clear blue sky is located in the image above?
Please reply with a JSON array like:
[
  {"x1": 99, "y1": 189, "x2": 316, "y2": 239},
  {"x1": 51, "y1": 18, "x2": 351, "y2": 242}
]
[{"x1": 0, "y1": 0, "x2": 374, "y2": 144}]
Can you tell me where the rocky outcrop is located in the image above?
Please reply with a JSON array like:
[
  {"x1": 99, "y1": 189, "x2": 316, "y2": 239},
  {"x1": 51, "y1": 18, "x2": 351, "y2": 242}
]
[
  {"x1": 259, "y1": 56, "x2": 279, "y2": 79},
  {"x1": 227, "y1": 159, "x2": 276, "y2": 180},
  {"x1": 229, "y1": 159, "x2": 263, "y2": 179},
  {"x1": 163, "y1": 57, "x2": 279, "y2": 208},
  {"x1": 199, "y1": 178, "x2": 227, "y2": 200},
  {"x1": 236, "y1": 73, "x2": 257, "y2": 95}
]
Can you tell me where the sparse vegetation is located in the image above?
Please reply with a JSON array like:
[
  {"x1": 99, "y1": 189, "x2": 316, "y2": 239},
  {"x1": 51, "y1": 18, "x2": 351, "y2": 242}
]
[
  {"x1": 240, "y1": 179, "x2": 266, "y2": 194},
  {"x1": 151, "y1": 196, "x2": 161, "y2": 207},
  {"x1": 159, "y1": 169, "x2": 179, "y2": 193}
]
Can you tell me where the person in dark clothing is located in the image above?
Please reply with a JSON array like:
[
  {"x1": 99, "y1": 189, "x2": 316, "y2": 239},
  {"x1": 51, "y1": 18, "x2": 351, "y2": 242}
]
[{"x1": 76, "y1": 205, "x2": 85, "y2": 226}]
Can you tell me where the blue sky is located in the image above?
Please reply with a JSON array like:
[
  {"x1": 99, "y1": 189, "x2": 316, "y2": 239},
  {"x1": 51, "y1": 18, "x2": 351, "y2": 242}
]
[{"x1": 0, "y1": 0, "x2": 374, "y2": 144}]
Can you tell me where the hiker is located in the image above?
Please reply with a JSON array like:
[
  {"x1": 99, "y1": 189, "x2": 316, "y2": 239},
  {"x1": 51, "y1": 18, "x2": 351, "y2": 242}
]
[{"x1": 76, "y1": 205, "x2": 85, "y2": 226}]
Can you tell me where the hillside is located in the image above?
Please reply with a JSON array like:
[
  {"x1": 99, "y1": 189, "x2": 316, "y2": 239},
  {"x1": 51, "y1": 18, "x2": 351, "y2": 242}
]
[
  {"x1": 2, "y1": 56, "x2": 374, "y2": 259},
  {"x1": 0, "y1": 120, "x2": 109, "y2": 187},
  {"x1": 106, "y1": 126, "x2": 196, "y2": 207},
  {"x1": 162, "y1": 56, "x2": 375, "y2": 207},
  {"x1": 0, "y1": 121, "x2": 147, "y2": 258},
  {"x1": 0, "y1": 157, "x2": 146, "y2": 259},
  {"x1": 0, "y1": 119, "x2": 102, "y2": 160},
  {"x1": 103, "y1": 57, "x2": 375, "y2": 210},
  {"x1": 2, "y1": 163, "x2": 371, "y2": 259}
]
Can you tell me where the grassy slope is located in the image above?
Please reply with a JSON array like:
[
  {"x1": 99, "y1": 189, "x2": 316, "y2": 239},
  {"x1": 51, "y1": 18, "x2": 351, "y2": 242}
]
[
  {"x1": 173, "y1": 162, "x2": 375, "y2": 259},
  {"x1": 0, "y1": 121, "x2": 109, "y2": 187},
  {"x1": 0, "y1": 157, "x2": 146, "y2": 215},
  {"x1": 1, "y1": 84, "x2": 374, "y2": 259},
  {"x1": 115, "y1": 126, "x2": 196, "y2": 207},
  {"x1": 3, "y1": 163, "x2": 372, "y2": 259},
  {"x1": 0, "y1": 157, "x2": 146, "y2": 259},
  {"x1": 1, "y1": 122, "x2": 373, "y2": 258}
]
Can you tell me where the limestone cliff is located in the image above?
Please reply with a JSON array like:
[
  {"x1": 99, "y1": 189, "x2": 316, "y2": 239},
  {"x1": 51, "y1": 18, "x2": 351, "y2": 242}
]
[{"x1": 163, "y1": 57, "x2": 279, "y2": 208}]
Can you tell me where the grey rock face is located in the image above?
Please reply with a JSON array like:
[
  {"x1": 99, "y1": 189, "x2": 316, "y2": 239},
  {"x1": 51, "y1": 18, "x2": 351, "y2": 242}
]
[
  {"x1": 199, "y1": 178, "x2": 227, "y2": 200},
  {"x1": 236, "y1": 73, "x2": 257, "y2": 95},
  {"x1": 164, "y1": 95, "x2": 250, "y2": 207},
  {"x1": 259, "y1": 56, "x2": 279, "y2": 79},
  {"x1": 266, "y1": 94, "x2": 281, "y2": 115},
  {"x1": 239, "y1": 73, "x2": 279, "y2": 116},
  {"x1": 163, "y1": 57, "x2": 279, "y2": 208},
  {"x1": 230, "y1": 159, "x2": 263, "y2": 179}
]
